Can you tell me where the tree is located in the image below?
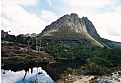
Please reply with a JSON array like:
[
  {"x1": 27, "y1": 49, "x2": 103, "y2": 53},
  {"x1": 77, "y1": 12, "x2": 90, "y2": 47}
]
[{"x1": 16, "y1": 35, "x2": 25, "y2": 44}]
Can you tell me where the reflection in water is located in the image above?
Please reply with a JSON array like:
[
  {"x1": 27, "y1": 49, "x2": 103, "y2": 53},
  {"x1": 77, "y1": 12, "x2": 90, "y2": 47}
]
[
  {"x1": 1, "y1": 67, "x2": 54, "y2": 83},
  {"x1": 22, "y1": 70, "x2": 27, "y2": 81}
]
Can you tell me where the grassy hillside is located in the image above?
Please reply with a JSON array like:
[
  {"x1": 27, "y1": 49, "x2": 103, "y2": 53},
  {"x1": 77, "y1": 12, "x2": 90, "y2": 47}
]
[{"x1": 39, "y1": 29, "x2": 103, "y2": 47}]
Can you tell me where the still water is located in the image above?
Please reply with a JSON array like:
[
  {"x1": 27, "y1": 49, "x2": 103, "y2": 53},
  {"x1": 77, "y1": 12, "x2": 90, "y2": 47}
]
[{"x1": 1, "y1": 67, "x2": 54, "y2": 83}]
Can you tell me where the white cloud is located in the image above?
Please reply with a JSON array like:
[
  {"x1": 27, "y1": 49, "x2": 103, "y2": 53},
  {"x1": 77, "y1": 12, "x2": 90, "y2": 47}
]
[
  {"x1": 90, "y1": 12, "x2": 121, "y2": 42},
  {"x1": 1, "y1": 0, "x2": 58, "y2": 35},
  {"x1": 1, "y1": 0, "x2": 38, "y2": 6},
  {"x1": 115, "y1": 6, "x2": 121, "y2": 14},
  {"x1": 46, "y1": 0, "x2": 53, "y2": 5},
  {"x1": 40, "y1": 9, "x2": 58, "y2": 25},
  {"x1": 1, "y1": 1, "x2": 46, "y2": 35},
  {"x1": 62, "y1": 0, "x2": 112, "y2": 8},
  {"x1": 55, "y1": 0, "x2": 115, "y2": 18}
]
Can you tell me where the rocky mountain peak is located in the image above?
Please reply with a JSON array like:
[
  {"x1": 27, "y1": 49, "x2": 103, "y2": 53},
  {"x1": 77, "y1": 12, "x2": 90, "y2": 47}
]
[
  {"x1": 40, "y1": 13, "x2": 121, "y2": 48},
  {"x1": 70, "y1": 13, "x2": 78, "y2": 19},
  {"x1": 42, "y1": 13, "x2": 100, "y2": 38},
  {"x1": 42, "y1": 13, "x2": 84, "y2": 33},
  {"x1": 81, "y1": 17, "x2": 101, "y2": 39}
]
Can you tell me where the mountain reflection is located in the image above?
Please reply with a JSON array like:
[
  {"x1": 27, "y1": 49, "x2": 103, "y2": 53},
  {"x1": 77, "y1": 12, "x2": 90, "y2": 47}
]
[{"x1": 1, "y1": 67, "x2": 54, "y2": 83}]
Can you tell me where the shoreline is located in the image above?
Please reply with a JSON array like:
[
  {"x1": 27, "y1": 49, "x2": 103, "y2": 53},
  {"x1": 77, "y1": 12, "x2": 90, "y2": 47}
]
[{"x1": 2, "y1": 61, "x2": 121, "y2": 82}]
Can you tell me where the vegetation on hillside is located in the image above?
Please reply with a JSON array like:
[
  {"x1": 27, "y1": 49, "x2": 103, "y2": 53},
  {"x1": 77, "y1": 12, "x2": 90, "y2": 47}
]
[
  {"x1": 1, "y1": 30, "x2": 121, "y2": 81},
  {"x1": 44, "y1": 44, "x2": 121, "y2": 75}
]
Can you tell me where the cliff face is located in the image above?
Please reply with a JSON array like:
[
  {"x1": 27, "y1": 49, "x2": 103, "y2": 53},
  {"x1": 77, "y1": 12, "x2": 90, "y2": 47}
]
[
  {"x1": 42, "y1": 13, "x2": 85, "y2": 33},
  {"x1": 42, "y1": 13, "x2": 100, "y2": 38},
  {"x1": 81, "y1": 17, "x2": 101, "y2": 39},
  {"x1": 40, "y1": 13, "x2": 121, "y2": 48}
]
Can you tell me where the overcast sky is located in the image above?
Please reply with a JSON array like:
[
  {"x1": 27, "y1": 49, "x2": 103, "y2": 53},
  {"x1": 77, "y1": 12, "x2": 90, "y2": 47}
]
[{"x1": 1, "y1": 0, "x2": 121, "y2": 42}]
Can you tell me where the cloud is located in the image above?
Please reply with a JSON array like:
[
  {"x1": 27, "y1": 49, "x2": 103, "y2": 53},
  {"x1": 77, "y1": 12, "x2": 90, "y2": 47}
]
[
  {"x1": 115, "y1": 6, "x2": 121, "y2": 14},
  {"x1": 1, "y1": 0, "x2": 38, "y2": 6},
  {"x1": 52, "y1": 0, "x2": 115, "y2": 18},
  {"x1": 40, "y1": 9, "x2": 58, "y2": 25},
  {"x1": 1, "y1": 0, "x2": 58, "y2": 35},
  {"x1": 1, "y1": 70, "x2": 24, "y2": 83},
  {"x1": 90, "y1": 12, "x2": 121, "y2": 42},
  {"x1": 1, "y1": 3, "x2": 46, "y2": 35},
  {"x1": 46, "y1": 0, "x2": 53, "y2": 5},
  {"x1": 62, "y1": 0, "x2": 112, "y2": 8}
]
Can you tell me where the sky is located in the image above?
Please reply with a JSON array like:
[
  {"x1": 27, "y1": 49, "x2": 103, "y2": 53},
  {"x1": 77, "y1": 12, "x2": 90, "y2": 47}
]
[{"x1": 1, "y1": 0, "x2": 121, "y2": 42}]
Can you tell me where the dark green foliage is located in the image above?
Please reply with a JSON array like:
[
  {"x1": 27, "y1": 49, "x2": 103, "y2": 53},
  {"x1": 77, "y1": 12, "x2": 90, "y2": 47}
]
[
  {"x1": 16, "y1": 36, "x2": 38, "y2": 50},
  {"x1": 81, "y1": 59, "x2": 110, "y2": 75},
  {"x1": 1, "y1": 30, "x2": 16, "y2": 42},
  {"x1": 44, "y1": 44, "x2": 121, "y2": 75},
  {"x1": 16, "y1": 35, "x2": 25, "y2": 44},
  {"x1": 1, "y1": 30, "x2": 38, "y2": 50},
  {"x1": 6, "y1": 35, "x2": 16, "y2": 42}
]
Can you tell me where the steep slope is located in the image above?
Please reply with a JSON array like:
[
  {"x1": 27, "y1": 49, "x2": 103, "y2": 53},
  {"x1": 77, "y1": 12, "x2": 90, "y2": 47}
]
[
  {"x1": 81, "y1": 17, "x2": 100, "y2": 39},
  {"x1": 100, "y1": 38, "x2": 121, "y2": 48},
  {"x1": 40, "y1": 13, "x2": 103, "y2": 46},
  {"x1": 42, "y1": 13, "x2": 87, "y2": 33},
  {"x1": 39, "y1": 13, "x2": 121, "y2": 48}
]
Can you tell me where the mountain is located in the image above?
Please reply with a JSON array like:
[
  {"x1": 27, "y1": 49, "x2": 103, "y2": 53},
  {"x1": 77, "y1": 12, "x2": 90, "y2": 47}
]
[{"x1": 40, "y1": 13, "x2": 121, "y2": 48}]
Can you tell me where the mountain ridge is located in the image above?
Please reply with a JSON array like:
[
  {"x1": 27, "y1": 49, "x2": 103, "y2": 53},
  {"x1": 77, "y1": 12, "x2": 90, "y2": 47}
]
[{"x1": 40, "y1": 13, "x2": 121, "y2": 48}]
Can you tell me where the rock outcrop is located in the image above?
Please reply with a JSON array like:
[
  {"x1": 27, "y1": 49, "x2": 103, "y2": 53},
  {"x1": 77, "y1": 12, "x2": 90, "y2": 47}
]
[
  {"x1": 42, "y1": 13, "x2": 100, "y2": 39},
  {"x1": 42, "y1": 13, "x2": 87, "y2": 34}
]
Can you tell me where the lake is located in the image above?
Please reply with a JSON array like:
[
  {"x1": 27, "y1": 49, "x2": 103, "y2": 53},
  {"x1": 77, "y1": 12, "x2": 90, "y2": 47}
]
[{"x1": 1, "y1": 67, "x2": 54, "y2": 83}]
